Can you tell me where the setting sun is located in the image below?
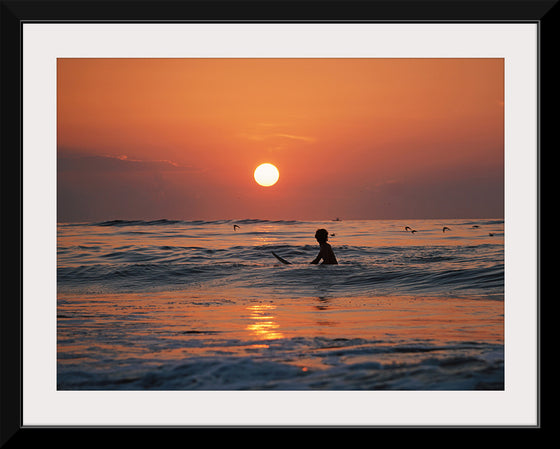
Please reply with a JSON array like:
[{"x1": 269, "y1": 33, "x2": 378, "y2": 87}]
[{"x1": 254, "y1": 163, "x2": 279, "y2": 187}]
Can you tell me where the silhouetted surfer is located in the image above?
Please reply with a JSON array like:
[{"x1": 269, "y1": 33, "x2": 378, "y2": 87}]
[{"x1": 310, "y1": 229, "x2": 338, "y2": 265}]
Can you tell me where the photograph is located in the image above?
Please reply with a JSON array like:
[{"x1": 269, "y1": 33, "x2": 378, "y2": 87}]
[
  {"x1": 56, "y1": 57, "x2": 505, "y2": 391},
  {"x1": 12, "y1": 17, "x2": 543, "y2": 429}
]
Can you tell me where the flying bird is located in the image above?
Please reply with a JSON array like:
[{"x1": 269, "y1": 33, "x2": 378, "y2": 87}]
[
  {"x1": 442, "y1": 226, "x2": 451, "y2": 232},
  {"x1": 233, "y1": 224, "x2": 240, "y2": 231},
  {"x1": 405, "y1": 226, "x2": 417, "y2": 233}
]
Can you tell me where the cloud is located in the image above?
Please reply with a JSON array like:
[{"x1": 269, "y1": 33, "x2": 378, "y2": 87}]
[
  {"x1": 57, "y1": 151, "x2": 199, "y2": 222},
  {"x1": 58, "y1": 151, "x2": 191, "y2": 173},
  {"x1": 273, "y1": 133, "x2": 316, "y2": 143},
  {"x1": 238, "y1": 122, "x2": 316, "y2": 145}
]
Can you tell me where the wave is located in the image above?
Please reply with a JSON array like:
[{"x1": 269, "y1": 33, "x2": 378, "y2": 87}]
[
  {"x1": 58, "y1": 339, "x2": 504, "y2": 390},
  {"x1": 90, "y1": 218, "x2": 308, "y2": 227},
  {"x1": 94, "y1": 219, "x2": 188, "y2": 227},
  {"x1": 57, "y1": 219, "x2": 504, "y2": 298},
  {"x1": 57, "y1": 257, "x2": 504, "y2": 298}
]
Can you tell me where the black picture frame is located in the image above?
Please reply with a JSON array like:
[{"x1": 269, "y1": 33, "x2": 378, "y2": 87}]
[{"x1": 1, "y1": 0, "x2": 553, "y2": 443}]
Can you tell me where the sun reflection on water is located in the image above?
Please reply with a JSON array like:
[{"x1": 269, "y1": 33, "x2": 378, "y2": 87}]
[{"x1": 246, "y1": 304, "x2": 284, "y2": 340}]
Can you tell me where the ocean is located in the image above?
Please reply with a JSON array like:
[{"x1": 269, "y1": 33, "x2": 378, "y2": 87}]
[{"x1": 57, "y1": 218, "x2": 504, "y2": 390}]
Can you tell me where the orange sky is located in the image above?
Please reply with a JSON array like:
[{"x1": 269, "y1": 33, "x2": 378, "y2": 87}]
[{"x1": 57, "y1": 58, "x2": 504, "y2": 222}]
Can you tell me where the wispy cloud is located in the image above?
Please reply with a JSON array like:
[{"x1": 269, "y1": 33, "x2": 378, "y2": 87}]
[
  {"x1": 273, "y1": 133, "x2": 316, "y2": 143},
  {"x1": 238, "y1": 124, "x2": 316, "y2": 146},
  {"x1": 109, "y1": 154, "x2": 182, "y2": 168},
  {"x1": 58, "y1": 151, "x2": 191, "y2": 173}
]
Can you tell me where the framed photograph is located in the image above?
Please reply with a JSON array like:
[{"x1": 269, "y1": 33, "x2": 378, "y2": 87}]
[{"x1": 1, "y1": 0, "x2": 551, "y2": 438}]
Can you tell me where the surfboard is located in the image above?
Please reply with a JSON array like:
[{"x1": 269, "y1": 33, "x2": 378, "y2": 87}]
[{"x1": 271, "y1": 251, "x2": 291, "y2": 264}]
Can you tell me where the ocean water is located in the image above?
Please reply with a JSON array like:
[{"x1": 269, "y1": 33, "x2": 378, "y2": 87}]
[{"x1": 57, "y1": 218, "x2": 504, "y2": 390}]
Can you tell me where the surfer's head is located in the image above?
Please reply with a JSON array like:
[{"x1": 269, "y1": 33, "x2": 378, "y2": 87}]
[{"x1": 315, "y1": 228, "x2": 329, "y2": 243}]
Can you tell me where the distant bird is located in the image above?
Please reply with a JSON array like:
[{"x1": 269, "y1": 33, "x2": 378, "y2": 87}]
[
  {"x1": 233, "y1": 224, "x2": 240, "y2": 231},
  {"x1": 410, "y1": 229, "x2": 417, "y2": 233},
  {"x1": 442, "y1": 226, "x2": 451, "y2": 232},
  {"x1": 330, "y1": 233, "x2": 336, "y2": 237},
  {"x1": 405, "y1": 226, "x2": 417, "y2": 233}
]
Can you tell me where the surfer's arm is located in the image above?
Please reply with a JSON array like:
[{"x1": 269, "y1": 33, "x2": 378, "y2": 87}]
[{"x1": 310, "y1": 249, "x2": 324, "y2": 264}]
